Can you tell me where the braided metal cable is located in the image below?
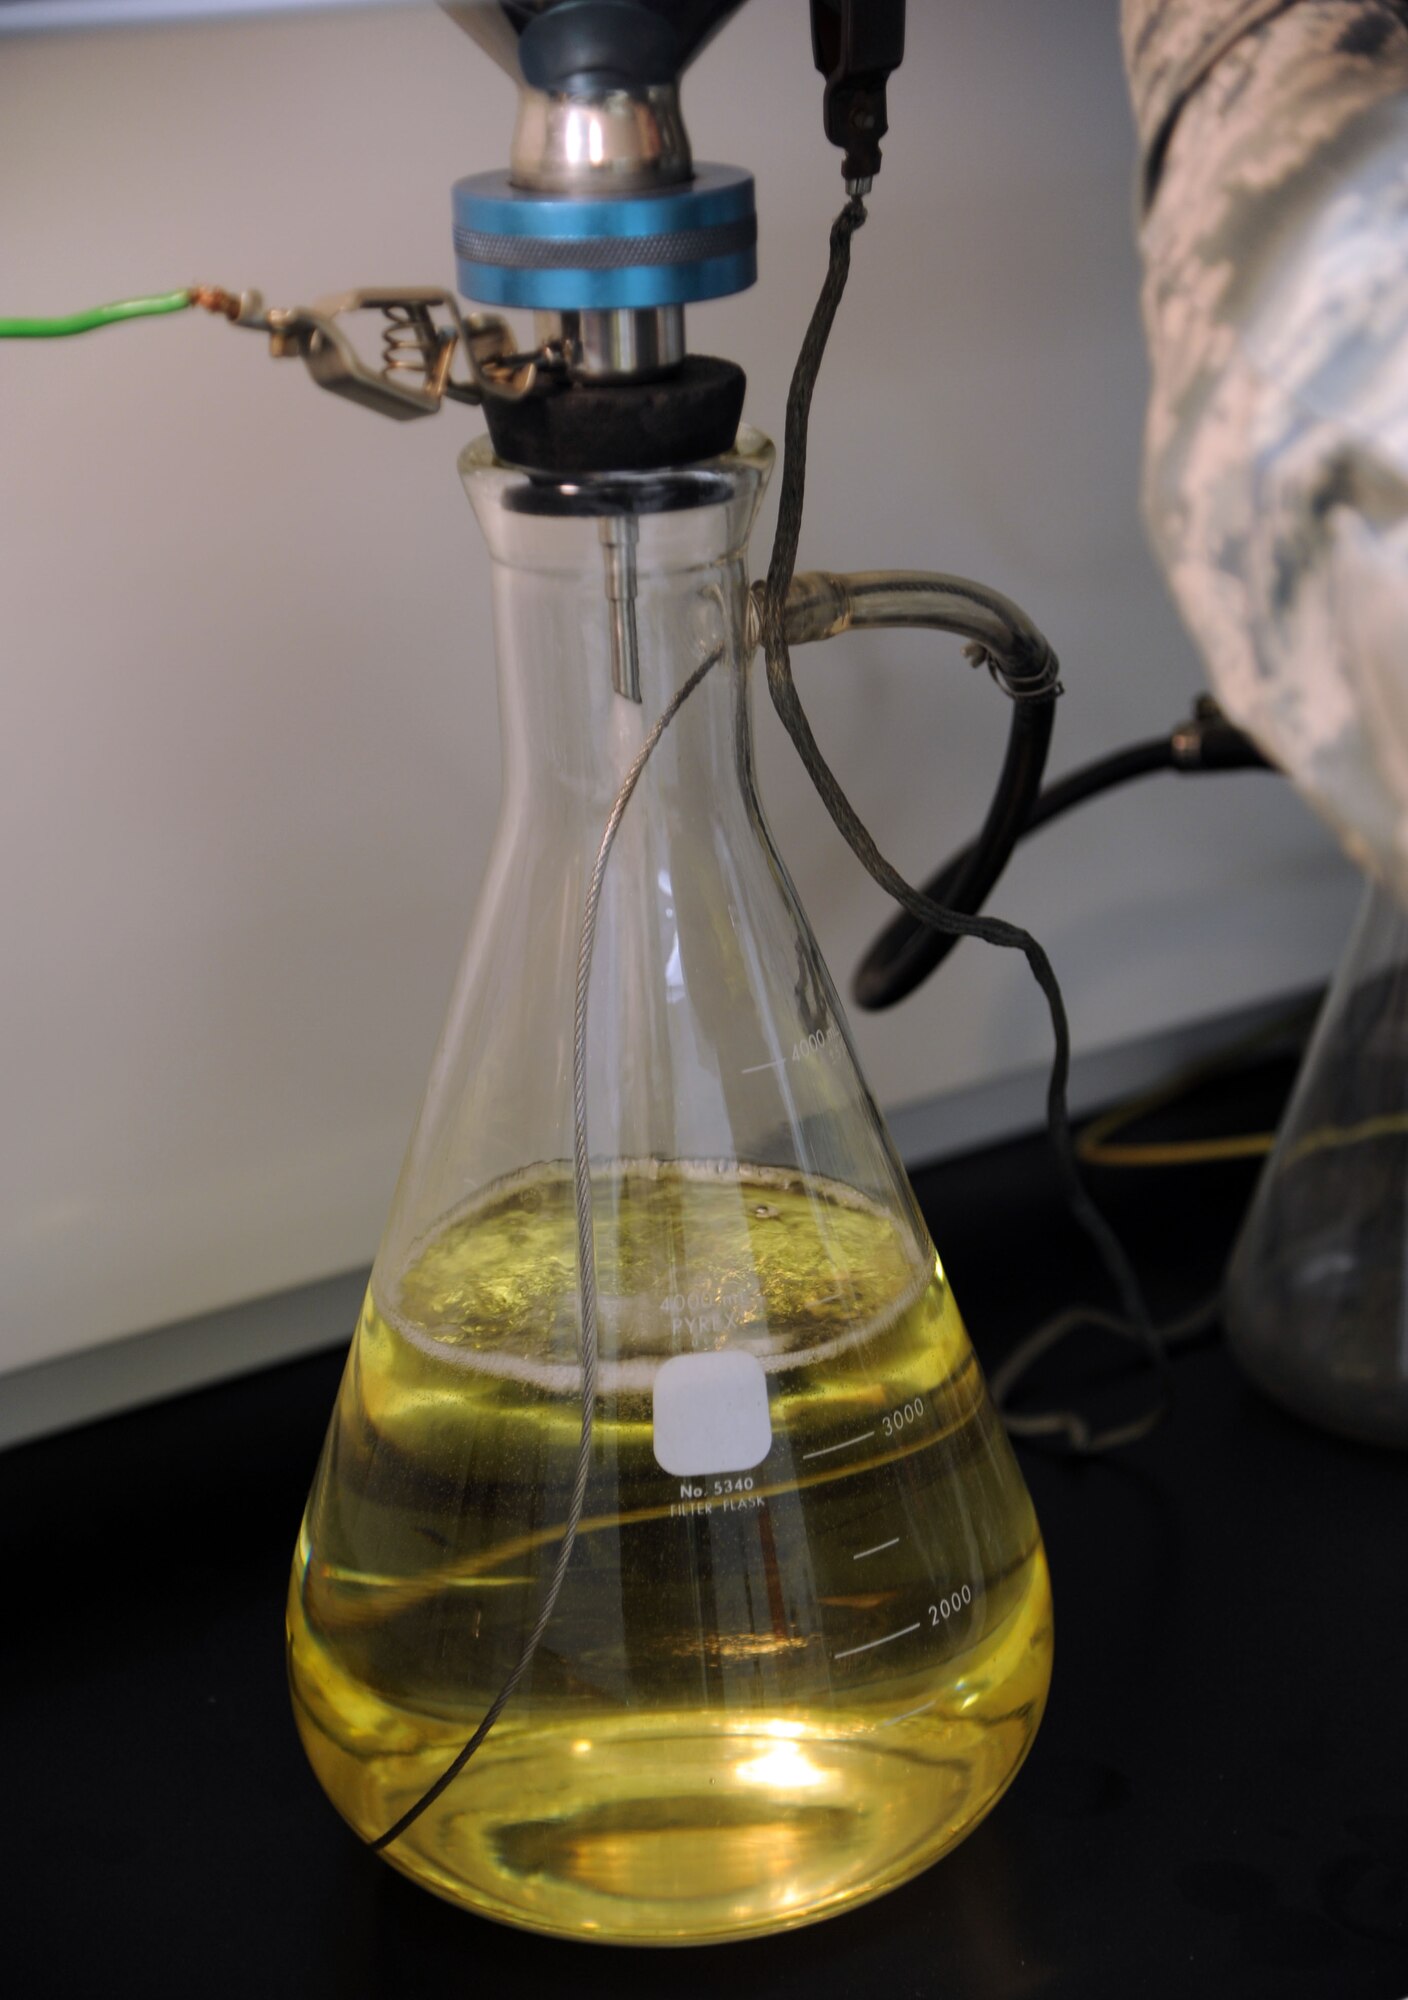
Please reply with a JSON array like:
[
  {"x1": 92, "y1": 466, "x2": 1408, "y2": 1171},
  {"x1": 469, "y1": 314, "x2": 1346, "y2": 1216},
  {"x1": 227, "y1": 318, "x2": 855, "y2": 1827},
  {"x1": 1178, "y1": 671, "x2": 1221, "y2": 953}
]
[{"x1": 371, "y1": 648, "x2": 721, "y2": 1851}]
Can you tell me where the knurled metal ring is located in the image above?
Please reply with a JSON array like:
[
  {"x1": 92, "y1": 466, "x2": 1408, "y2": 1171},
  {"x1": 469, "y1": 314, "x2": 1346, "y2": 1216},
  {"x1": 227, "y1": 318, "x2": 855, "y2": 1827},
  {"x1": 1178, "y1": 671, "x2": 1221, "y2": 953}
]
[{"x1": 452, "y1": 163, "x2": 757, "y2": 311}]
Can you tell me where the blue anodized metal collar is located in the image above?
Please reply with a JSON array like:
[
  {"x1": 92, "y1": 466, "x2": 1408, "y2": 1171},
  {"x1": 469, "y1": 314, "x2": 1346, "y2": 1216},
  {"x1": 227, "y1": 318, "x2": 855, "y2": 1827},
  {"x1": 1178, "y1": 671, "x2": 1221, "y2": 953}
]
[{"x1": 452, "y1": 163, "x2": 757, "y2": 310}]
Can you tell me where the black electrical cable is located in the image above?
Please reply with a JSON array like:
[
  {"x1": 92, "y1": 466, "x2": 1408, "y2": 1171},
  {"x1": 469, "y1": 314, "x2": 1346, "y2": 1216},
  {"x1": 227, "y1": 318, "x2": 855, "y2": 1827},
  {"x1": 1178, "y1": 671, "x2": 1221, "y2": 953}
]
[
  {"x1": 759, "y1": 195, "x2": 1167, "y2": 1454},
  {"x1": 856, "y1": 720, "x2": 1272, "y2": 1010}
]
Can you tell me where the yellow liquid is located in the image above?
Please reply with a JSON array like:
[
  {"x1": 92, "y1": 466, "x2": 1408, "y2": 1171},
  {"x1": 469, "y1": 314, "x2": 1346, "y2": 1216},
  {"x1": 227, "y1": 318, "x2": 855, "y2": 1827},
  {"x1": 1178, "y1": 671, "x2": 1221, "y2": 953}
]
[{"x1": 288, "y1": 1163, "x2": 1052, "y2": 1944}]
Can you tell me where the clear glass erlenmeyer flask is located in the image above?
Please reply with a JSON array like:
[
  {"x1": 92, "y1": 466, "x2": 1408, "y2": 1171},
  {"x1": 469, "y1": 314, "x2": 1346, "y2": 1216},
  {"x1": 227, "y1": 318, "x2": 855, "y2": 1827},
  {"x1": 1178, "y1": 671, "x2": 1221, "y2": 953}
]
[
  {"x1": 1225, "y1": 875, "x2": 1408, "y2": 1448},
  {"x1": 286, "y1": 426, "x2": 1052, "y2": 1943}
]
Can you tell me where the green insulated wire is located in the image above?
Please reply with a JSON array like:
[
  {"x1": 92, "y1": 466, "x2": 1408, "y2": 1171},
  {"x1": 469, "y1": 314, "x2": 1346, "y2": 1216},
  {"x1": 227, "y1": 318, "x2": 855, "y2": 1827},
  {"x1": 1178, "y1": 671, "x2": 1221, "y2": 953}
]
[{"x1": 0, "y1": 290, "x2": 193, "y2": 338}]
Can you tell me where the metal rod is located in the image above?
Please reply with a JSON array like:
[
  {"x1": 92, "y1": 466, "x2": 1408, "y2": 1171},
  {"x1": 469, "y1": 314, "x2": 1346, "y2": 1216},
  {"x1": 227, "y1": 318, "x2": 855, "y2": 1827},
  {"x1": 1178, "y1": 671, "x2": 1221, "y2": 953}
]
[{"x1": 600, "y1": 515, "x2": 642, "y2": 703}]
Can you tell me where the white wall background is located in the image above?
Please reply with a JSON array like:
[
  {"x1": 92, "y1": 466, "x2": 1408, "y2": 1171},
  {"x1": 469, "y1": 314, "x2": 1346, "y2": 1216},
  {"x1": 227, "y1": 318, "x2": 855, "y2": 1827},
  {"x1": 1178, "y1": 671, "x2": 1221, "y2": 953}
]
[{"x1": 0, "y1": 0, "x2": 1358, "y2": 1383}]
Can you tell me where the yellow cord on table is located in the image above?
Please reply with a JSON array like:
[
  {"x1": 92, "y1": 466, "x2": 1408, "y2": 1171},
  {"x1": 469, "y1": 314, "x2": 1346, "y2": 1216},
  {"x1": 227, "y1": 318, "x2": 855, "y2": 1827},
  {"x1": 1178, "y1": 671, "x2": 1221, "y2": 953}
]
[{"x1": 1076, "y1": 1007, "x2": 1408, "y2": 1170}]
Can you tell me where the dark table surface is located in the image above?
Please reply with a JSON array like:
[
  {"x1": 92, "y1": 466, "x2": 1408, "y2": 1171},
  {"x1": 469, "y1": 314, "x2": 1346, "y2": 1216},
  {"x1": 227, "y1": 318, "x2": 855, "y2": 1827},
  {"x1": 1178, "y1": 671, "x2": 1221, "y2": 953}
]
[{"x1": 6, "y1": 1057, "x2": 1408, "y2": 1999}]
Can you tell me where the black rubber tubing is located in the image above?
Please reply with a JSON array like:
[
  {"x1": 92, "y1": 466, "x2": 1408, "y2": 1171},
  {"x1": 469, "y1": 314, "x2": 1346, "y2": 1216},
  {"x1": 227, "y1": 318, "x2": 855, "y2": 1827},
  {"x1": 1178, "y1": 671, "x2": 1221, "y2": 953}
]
[
  {"x1": 853, "y1": 733, "x2": 1173, "y2": 1011},
  {"x1": 851, "y1": 688, "x2": 1063, "y2": 1010}
]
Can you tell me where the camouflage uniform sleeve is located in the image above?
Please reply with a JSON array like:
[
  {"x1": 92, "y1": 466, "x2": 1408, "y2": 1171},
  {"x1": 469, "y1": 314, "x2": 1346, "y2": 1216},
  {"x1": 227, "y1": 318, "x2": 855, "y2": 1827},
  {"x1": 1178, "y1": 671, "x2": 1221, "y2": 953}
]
[{"x1": 1124, "y1": 0, "x2": 1408, "y2": 893}]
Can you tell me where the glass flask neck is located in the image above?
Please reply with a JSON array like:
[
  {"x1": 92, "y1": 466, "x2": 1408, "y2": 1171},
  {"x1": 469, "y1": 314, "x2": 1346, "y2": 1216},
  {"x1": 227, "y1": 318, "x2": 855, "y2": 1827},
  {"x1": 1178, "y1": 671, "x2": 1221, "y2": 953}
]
[{"x1": 460, "y1": 428, "x2": 773, "y2": 815}]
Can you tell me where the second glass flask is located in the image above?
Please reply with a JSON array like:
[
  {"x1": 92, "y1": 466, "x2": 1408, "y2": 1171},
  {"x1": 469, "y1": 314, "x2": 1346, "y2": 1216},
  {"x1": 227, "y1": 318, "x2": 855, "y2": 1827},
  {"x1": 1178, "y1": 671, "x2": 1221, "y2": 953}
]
[{"x1": 288, "y1": 427, "x2": 1052, "y2": 1943}]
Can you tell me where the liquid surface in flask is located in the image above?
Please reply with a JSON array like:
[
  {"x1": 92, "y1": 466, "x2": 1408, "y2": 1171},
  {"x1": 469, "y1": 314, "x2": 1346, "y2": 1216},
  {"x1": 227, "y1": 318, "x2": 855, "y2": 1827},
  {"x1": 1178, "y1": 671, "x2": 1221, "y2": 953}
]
[{"x1": 288, "y1": 1161, "x2": 1052, "y2": 1944}]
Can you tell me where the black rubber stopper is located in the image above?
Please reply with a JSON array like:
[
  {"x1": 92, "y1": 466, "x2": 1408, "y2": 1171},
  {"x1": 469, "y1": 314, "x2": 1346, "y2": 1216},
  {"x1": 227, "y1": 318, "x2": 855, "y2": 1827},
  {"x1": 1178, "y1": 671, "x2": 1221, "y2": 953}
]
[{"x1": 481, "y1": 356, "x2": 747, "y2": 475}]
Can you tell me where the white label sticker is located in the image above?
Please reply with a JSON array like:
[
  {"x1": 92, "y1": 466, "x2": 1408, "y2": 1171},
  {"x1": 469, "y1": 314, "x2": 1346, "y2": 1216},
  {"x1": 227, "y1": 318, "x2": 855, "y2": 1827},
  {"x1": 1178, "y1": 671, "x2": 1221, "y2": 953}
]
[{"x1": 651, "y1": 1349, "x2": 772, "y2": 1477}]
